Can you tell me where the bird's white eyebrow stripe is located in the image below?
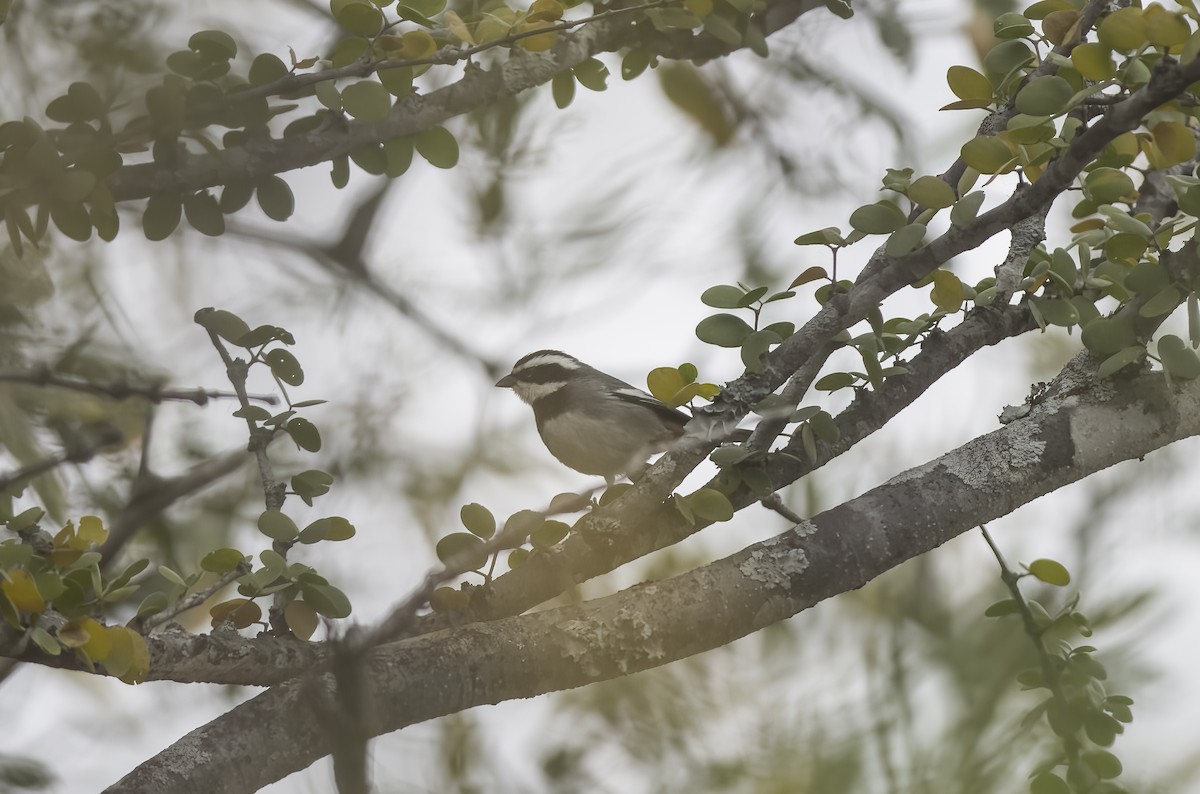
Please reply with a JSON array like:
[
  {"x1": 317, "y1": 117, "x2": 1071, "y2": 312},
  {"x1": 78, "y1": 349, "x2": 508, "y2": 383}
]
[{"x1": 514, "y1": 353, "x2": 581, "y2": 372}]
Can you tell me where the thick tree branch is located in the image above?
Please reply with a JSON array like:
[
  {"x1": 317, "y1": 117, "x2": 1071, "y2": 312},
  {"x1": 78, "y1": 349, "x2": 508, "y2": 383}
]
[
  {"x1": 104, "y1": 3, "x2": 827, "y2": 203},
  {"x1": 107, "y1": 361, "x2": 1200, "y2": 794}
]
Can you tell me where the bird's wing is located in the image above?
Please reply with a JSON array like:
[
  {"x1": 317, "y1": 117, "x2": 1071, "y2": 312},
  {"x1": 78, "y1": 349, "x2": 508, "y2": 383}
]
[{"x1": 612, "y1": 387, "x2": 691, "y2": 431}]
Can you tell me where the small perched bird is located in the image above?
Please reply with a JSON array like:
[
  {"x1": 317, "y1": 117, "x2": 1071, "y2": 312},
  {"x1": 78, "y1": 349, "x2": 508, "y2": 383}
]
[{"x1": 496, "y1": 350, "x2": 738, "y2": 483}]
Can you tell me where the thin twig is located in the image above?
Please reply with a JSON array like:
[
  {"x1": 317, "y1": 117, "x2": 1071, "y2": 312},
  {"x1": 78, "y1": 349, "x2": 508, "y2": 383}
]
[
  {"x1": 143, "y1": 567, "x2": 248, "y2": 630},
  {"x1": 0, "y1": 367, "x2": 278, "y2": 406}
]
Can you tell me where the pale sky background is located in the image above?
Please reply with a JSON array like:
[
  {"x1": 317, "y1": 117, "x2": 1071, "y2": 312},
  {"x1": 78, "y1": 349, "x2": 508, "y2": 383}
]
[{"x1": 6, "y1": 1, "x2": 1200, "y2": 791}]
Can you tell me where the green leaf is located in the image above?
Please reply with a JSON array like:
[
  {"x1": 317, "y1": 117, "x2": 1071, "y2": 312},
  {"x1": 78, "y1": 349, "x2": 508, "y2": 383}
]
[
  {"x1": 1139, "y1": 285, "x2": 1182, "y2": 318},
  {"x1": 134, "y1": 592, "x2": 169, "y2": 620},
  {"x1": 183, "y1": 191, "x2": 225, "y2": 237},
  {"x1": 573, "y1": 58, "x2": 609, "y2": 91},
  {"x1": 265, "y1": 348, "x2": 304, "y2": 385},
  {"x1": 984, "y1": 598, "x2": 1019, "y2": 617},
  {"x1": 696, "y1": 313, "x2": 753, "y2": 347},
  {"x1": 256, "y1": 176, "x2": 295, "y2": 221},
  {"x1": 622, "y1": 49, "x2": 651, "y2": 81},
  {"x1": 1014, "y1": 75, "x2": 1073, "y2": 116},
  {"x1": 143, "y1": 194, "x2": 182, "y2": 241},
  {"x1": 907, "y1": 176, "x2": 956, "y2": 209},
  {"x1": 946, "y1": 65, "x2": 992, "y2": 102},
  {"x1": 414, "y1": 126, "x2": 459, "y2": 169},
  {"x1": 1085, "y1": 168, "x2": 1135, "y2": 204},
  {"x1": 194, "y1": 307, "x2": 252, "y2": 344},
  {"x1": 1081, "y1": 315, "x2": 1137, "y2": 356},
  {"x1": 299, "y1": 516, "x2": 356, "y2": 543},
  {"x1": 341, "y1": 80, "x2": 392, "y2": 121},
  {"x1": 258, "y1": 509, "x2": 299, "y2": 542},
  {"x1": 961, "y1": 136, "x2": 1015, "y2": 174},
  {"x1": 383, "y1": 138, "x2": 414, "y2": 178},
  {"x1": 1098, "y1": 6, "x2": 1147, "y2": 53},
  {"x1": 814, "y1": 372, "x2": 855, "y2": 391},
  {"x1": 687, "y1": 488, "x2": 734, "y2": 522},
  {"x1": 1159, "y1": 334, "x2": 1200, "y2": 379},
  {"x1": 531, "y1": 519, "x2": 570, "y2": 549},
  {"x1": 849, "y1": 200, "x2": 906, "y2": 234},
  {"x1": 301, "y1": 583, "x2": 352, "y2": 619},
  {"x1": 249, "y1": 53, "x2": 289, "y2": 86},
  {"x1": 552, "y1": 72, "x2": 575, "y2": 109},
  {"x1": 1030, "y1": 771, "x2": 1070, "y2": 794},
  {"x1": 930, "y1": 270, "x2": 964, "y2": 312},
  {"x1": 331, "y1": 0, "x2": 384, "y2": 36},
  {"x1": 885, "y1": 223, "x2": 926, "y2": 256},
  {"x1": 793, "y1": 228, "x2": 845, "y2": 246},
  {"x1": 285, "y1": 600, "x2": 319, "y2": 640},
  {"x1": 460, "y1": 503, "x2": 496, "y2": 539},
  {"x1": 201, "y1": 548, "x2": 248, "y2": 574},
  {"x1": 435, "y1": 532, "x2": 488, "y2": 569},
  {"x1": 286, "y1": 417, "x2": 322, "y2": 452},
  {"x1": 1096, "y1": 345, "x2": 1145, "y2": 378},
  {"x1": 700, "y1": 285, "x2": 746, "y2": 308},
  {"x1": 1082, "y1": 750, "x2": 1122, "y2": 780},
  {"x1": 1028, "y1": 558, "x2": 1070, "y2": 586}
]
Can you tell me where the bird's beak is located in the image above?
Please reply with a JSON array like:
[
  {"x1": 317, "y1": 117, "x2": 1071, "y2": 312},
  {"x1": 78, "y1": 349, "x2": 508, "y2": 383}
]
[{"x1": 495, "y1": 374, "x2": 515, "y2": 388}]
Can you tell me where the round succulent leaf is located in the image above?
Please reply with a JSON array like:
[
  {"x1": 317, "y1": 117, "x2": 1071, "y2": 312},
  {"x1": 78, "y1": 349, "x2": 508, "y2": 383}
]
[
  {"x1": 531, "y1": 519, "x2": 570, "y2": 549},
  {"x1": 982, "y1": 38, "x2": 1034, "y2": 78},
  {"x1": 885, "y1": 223, "x2": 927, "y2": 256},
  {"x1": 301, "y1": 583, "x2": 352, "y2": 619},
  {"x1": 1028, "y1": 558, "x2": 1071, "y2": 586},
  {"x1": 142, "y1": 193, "x2": 182, "y2": 241},
  {"x1": 789, "y1": 266, "x2": 829, "y2": 288},
  {"x1": 849, "y1": 200, "x2": 906, "y2": 234},
  {"x1": 514, "y1": 22, "x2": 557, "y2": 51},
  {"x1": 1143, "y1": 4, "x2": 1190, "y2": 47},
  {"x1": 189, "y1": 29, "x2": 238, "y2": 60},
  {"x1": 430, "y1": 586, "x2": 471, "y2": 611},
  {"x1": 930, "y1": 270, "x2": 965, "y2": 312},
  {"x1": 1096, "y1": 345, "x2": 1145, "y2": 378},
  {"x1": 183, "y1": 191, "x2": 224, "y2": 237},
  {"x1": 1159, "y1": 334, "x2": 1200, "y2": 379},
  {"x1": 1082, "y1": 750, "x2": 1122, "y2": 780},
  {"x1": 256, "y1": 175, "x2": 295, "y2": 221},
  {"x1": 907, "y1": 176, "x2": 956, "y2": 209},
  {"x1": 383, "y1": 137, "x2": 414, "y2": 178},
  {"x1": 1, "y1": 568, "x2": 44, "y2": 613},
  {"x1": 1033, "y1": 298, "x2": 1080, "y2": 327},
  {"x1": 646, "y1": 367, "x2": 685, "y2": 403},
  {"x1": 548, "y1": 492, "x2": 590, "y2": 513},
  {"x1": 1015, "y1": 75, "x2": 1074, "y2": 116},
  {"x1": 284, "y1": 599, "x2": 319, "y2": 640},
  {"x1": 331, "y1": 0, "x2": 384, "y2": 36},
  {"x1": 258, "y1": 509, "x2": 299, "y2": 542},
  {"x1": 460, "y1": 502, "x2": 496, "y2": 539},
  {"x1": 573, "y1": 58, "x2": 609, "y2": 91},
  {"x1": 435, "y1": 532, "x2": 488, "y2": 569},
  {"x1": 341, "y1": 80, "x2": 391, "y2": 122},
  {"x1": 249, "y1": 53, "x2": 289, "y2": 86},
  {"x1": 1070, "y1": 42, "x2": 1116, "y2": 81},
  {"x1": 1041, "y1": 8, "x2": 1082, "y2": 45},
  {"x1": 1030, "y1": 772, "x2": 1070, "y2": 794},
  {"x1": 552, "y1": 72, "x2": 576, "y2": 109},
  {"x1": 201, "y1": 547, "x2": 248, "y2": 574},
  {"x1": 414, "y1": 126, "x2": 459, "y2": 169},
  {"x1": 50, "y1": 201, "x2": 92, "y2": 242},
  {"x1": 700, "y1": 284, "x2": 745, "y2": 308},
  {"x1": 815, "y1": 371, "x2": 856, "y2": 391},
  {"x1": 696, "y1": 313, "x2": 753, "y2": 347},
  {"x1": 1149, "y1": 121, "x2": 1196, "y2": 169},
  {"x1": 687, "y1": 488, "x2": 734, "y2": 522},
  {"x1": 946, "y1": 65, "x2": 992, "y2": 102},
  {"x1": 961, "y1": 135, "x2": 1015, "y2": 174},
  {"x1": 1005, "y1": 114, "x2": 1055, "y2": 144},
  {"x1": 134, "y1": 592, "x2": 169, "y2": 620},
  {"x1": 809, "y1": 410, "x2": 839, "y2": 443},
  {"x1": 194, "y1": 307, "x2": 251, "y2": 344},
  {"x1": 220, "y1": 181, "x2": 255, "y2": 214},
  {"x1": 1081, "y1": 314, "x2": 1137, "y2": 356},
  {"x1": 300, "y1": 516, "x2": 355, "y2": 543},
  {"x1": 703, "y1": 13, "x2": 742, "y2": 45},
  {"x1": 1083, "y1": 167, "x2": 1135, "y2": 205},
  {"x1": 622, "y1": 49, "x2": 651, "y2": 81},
  {"x1": 1098, "y1": 6, "x2": 1148, "y2": 52},
  {"x1": 266, "y1": 347, "x2": 304, "y2": 385},
  {"x1": 507, "y1": 548, "x2": 530, "y2": 570},
  {"x1": 992, "y1": 11, "x2": 1034, "y2": 39},
  {"x1": 793, "y1": 228, "x2": 845, "y2": 246},
  {"x1": 741, "y1": 329, "x2": 781, "y2": 372},
  {"x1": 286, "y1": 417, "x2": 322, "y2": 452},
  {"x1": 1139, "y1": 284, "x2": 1182, "y2": 318}
]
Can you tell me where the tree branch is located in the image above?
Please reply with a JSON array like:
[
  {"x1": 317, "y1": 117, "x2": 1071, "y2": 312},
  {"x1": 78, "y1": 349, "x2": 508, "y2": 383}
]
[{"x1": 106, "y1": 361, "x2": 1200, "y2": 793}]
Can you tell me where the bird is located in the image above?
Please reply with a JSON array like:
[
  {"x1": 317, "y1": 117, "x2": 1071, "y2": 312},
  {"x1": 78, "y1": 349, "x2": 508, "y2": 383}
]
[{"x1": 495, "y1": 350, "x2": 742, "y2": 483}]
